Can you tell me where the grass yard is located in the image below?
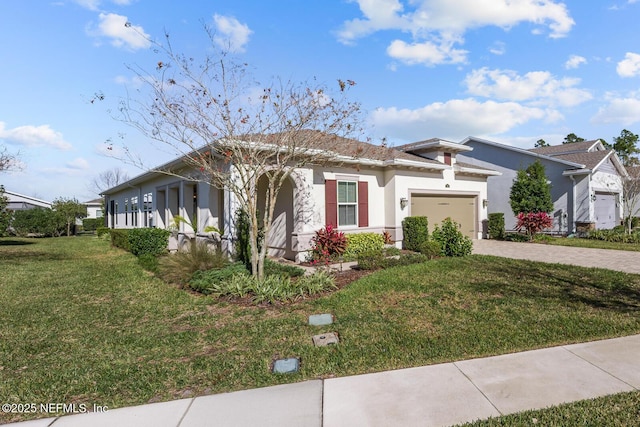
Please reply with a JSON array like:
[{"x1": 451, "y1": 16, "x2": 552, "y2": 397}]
[
  {"x1": 1, "y1": 236, "x2": 640, "y2": 423},
  {"x1": 460, "y1": 390, "x2": 640, "y2": 426},
  {"x1": 534, "y1": 235, "x2": 640, "y2": 251}
]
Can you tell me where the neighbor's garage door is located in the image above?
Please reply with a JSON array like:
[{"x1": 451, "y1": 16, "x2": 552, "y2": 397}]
[
  {"x1": 410, "y1": 195, "x2": 477, "y2": 238},
  {"x1": 594, "y1": 192, "x2": 617, "y2": 230}
]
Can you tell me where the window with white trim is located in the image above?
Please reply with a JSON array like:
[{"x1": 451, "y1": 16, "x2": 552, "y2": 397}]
[{"x1": 337, "y1": 181, "x2": 357, "y2": 226}]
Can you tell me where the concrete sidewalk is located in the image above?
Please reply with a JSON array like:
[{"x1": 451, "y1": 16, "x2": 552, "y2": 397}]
[{"x1": 7, "y1": 334, "x2": 640, "y2": 427}]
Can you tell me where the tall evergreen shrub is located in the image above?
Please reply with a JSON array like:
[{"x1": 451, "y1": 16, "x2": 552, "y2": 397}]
[{"x1": 402, "y1": 216, "x2": 429, "y2": 251}]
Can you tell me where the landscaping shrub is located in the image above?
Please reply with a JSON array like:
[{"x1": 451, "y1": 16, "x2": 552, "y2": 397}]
[
  {"x1": 297, "y1": 271, "x2": 337, "y2": 296},
  {"x1": 128, "y1": 228, "x2": 171, "y2": 257},
  {"x1": 96, "y1": 226, "x2": 109, "y2": 238},
  {"x1": 308, "y1": 224, "x2": 347, "y2": 265},
  {"x1": 356, "y1": 249, "x2": 386, "y2": 270},
  {"x1": 402, "y1": 216, "x2": 429, "y2": 251},
  {"x1": 109, "y1": 229, "x2": 131, "y2": 251},
  {"x1": 515, "y1": 212, "x2": 554, "y2": 240},
  {"x1": 418, "y1": 240, "x2": 442, "y2": 260},
  {"x1": 234, "y1": 208, "x2": 263, "y2": 269},
  {"x1": 504, "y1": 232, "x2": 530, "y2": 242},
  {"x1": 10, "y1": 208, "x2": 65, "y2": 237},
  {"x1": 158, "y1": 241, "x2": 229, "y2": 285},
  {"x1": 432, "y1": 217, "x2": 473, "y2": 257},
  {"x1": 586, "y1": 229, "x2": 640, "y2": 244},
  {"x1": 189, "y1": 262, "x2": 249, "y2": 295},
  {"x1": 383, "y1": 246, "x2": 401, "y2": 256},
  {"x1": 343, "y1": 232, "x2": 384, "y2": 261},
  {"x1": 488, "y1": 213, "x2": 505, "y2": 240},
  {"x1": 382, "y1": 253, "x2": 429, "y2": 268},
  {"x1": 82, "y1": 218, "x2": 102, "y2": 232},
  {"x1": 263, "y1": 258, "x2": 305, "y2": 278}
]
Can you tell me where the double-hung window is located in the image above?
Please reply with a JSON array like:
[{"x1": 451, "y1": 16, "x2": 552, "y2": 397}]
[{"x1": 337, "y1": 181, "x2": 357, "y2": 227}]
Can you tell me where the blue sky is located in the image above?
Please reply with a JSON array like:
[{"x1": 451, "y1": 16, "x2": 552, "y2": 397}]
[{"x1": 1, "y1": 0, "x2": 640, "y2": 202}]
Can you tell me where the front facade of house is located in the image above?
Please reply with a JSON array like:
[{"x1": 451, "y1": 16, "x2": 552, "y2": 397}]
[
  {"x1": 102, "y1": 134, "x2": 498, "y2": 261},
  {"x1": 457, "y1": 138, "x2": 627, "y2": 233}
]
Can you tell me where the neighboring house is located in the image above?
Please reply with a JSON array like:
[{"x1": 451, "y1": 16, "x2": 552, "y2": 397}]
[
  {"x1": 102, "y1": 131, "x2": 499, "y2": 261},
  {"x1": 4, "y1": 190, "x2": 52, "y2": 211},
  {"x1": 457, "y1": 138, "x2": 628, "y2": 234},
  {"x1": 84, "y1": 198, "x2": 104, "y2": 219}
]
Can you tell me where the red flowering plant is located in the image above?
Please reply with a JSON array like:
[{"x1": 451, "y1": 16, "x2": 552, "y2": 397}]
[
  {"x1": 309, "y1": 225, "x2": 348, "y2": 266},
  {"x1": 516, "y1": 212, "x2": 554, "y2": 241}
]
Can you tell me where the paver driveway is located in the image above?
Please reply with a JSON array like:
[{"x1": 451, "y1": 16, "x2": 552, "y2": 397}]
[{"x1": 473, "y1": 239, "x2": 640, "y2": 274}]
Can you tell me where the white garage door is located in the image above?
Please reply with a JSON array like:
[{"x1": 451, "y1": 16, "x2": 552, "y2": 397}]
[
  {"x1": 594, "y1": 193, "x2": 617, "y2": 230},
  {"x1": 410, "y1": 195, "x2": 477, "y2": 238}
]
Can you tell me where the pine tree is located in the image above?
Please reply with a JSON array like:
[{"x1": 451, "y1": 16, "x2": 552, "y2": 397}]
[{"x1": 509, "y1": 160, "x2": 554, "y2": 215}]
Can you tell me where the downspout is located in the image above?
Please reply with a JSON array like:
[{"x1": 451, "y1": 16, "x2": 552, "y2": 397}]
[{"x1": 569, "y1": 175, "x2": 577, "y2": 234}]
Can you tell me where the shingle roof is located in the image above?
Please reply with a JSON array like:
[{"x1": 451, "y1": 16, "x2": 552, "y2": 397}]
[
  {"x1": 255, "y1": 130, "x2": 444, "y2": 166},
  {"x1": 528, "y1": 140, "x2": 601, "y2": 156},
  {"x1": 553, "y1": 150, "x2": 612, "y2": 170}
]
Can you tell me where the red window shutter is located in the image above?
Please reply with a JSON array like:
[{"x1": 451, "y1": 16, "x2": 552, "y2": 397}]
[
  {"x1": 444, "y1": 152, "x2": 452, "y2": 165},
  {"x1": 358, "y1": 181, "x2": 368, "y2": 227},
  {"x1": 325, "y1": 179, "x2": 337, "y2": 227}
]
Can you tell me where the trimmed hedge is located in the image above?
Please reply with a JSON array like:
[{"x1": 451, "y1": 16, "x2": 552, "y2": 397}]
[
  {"x1": 402, "y1": 216, "x2": 429, "y2": 251},
  {"x1": 343, "y1": 232, "x2": 385, "y2": 261},
  {"x1": 128, "y1": 228, "x2": 171, "y2": 257},
  {"x1": 82, "y1": 218, "x2": 102, "y2": 232},
  {"x1": 488, "y1": 213, "x2": 505, "y2": 240},
  {"x1": 109, "y1": 229, "x2": 131, "y2": 252},
  {"x1": 96, "y1": 226, "x2": 109, "y2": 237}
]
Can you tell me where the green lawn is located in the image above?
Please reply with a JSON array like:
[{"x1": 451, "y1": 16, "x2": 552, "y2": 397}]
[
  {"x1": 535, "y1": 235, "x2": 640, "y2": 251},
  {"x1": 460, "y1": 391, "x2": 640, "y2": 426},
  {"x1": 1, "y1": 236, "x2": 640, "y2": 423}
]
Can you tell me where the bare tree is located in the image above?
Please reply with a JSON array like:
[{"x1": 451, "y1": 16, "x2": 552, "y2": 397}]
[
  {"x1": 115, "y1": 28, "x2": 363, "y2": 279},
  {"x1": 622, "y1": 166, "x2": 640, "y2": 234},
  {"x1": 89, "y1": 168, "x2": 130, "y2": 195},
  {"x1": 0, "y1": 145, "x2": 19, "y2": 172}
]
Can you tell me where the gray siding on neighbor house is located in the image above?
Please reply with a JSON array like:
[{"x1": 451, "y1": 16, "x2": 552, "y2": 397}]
[{"x1": 458, "y1": 142, "x2": 575, "y2": 233}]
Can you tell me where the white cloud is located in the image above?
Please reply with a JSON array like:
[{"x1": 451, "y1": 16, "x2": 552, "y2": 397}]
[
  {"x1": 213, "y1": 14, "x2": 252, "y2": 53},
  {"x1": 565, "y1": 54, "x2": 586, "y2": 69},
  {"x1": 338, "y1": 0, "x2": 574, "y2": 65},
  {"x1": 617, "y1": 52, "x2": 640, "y2": 77},
  {"x1": 88, "y1": 13, "x2": 150, "y2": 51},
  {"x1": 464, "y1": 68, "x2": 592, "y2": 107},
  {"x1": 73, "y1": 0, "x2": 133, "y2": 10},
  {"x1": 386, "y1": 38, "x2": 468, "y2": 65},
  {"x1": 488, "y1": 41, "x2": 506, "y2": 55},
  {"x1": 66, "y1": 158, "x2": 91, "y2": 170},
  {"x1": 591, "y1": 93, "x2": 640, "y2": 125},
  {"x1": 371, "y1": 98, "x2": 549, "y2": 142},
  {"x1": 0, "y1": 122, "x2": 72, "y2": 150}
]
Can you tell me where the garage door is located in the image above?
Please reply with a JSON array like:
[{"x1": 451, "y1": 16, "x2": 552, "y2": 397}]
[
  {"x1": 594, "y1": 193, "x2": 617, "y2": 230},
  {"x1": 410, "y1": 195, "x2": 477, "y2": 238}
]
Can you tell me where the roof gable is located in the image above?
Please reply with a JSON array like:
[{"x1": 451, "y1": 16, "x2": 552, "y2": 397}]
[{"x1": 528, "y1": 140, "x2": 603, "y2": 156}]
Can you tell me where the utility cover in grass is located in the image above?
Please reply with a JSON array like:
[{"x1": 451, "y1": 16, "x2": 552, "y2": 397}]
[
  {"x1": 308, "y1": 313, "x2": 333, "y2": 326},
  {"x1": 312, "y1": 332, "x2": 339, "y2": 347},
  {"x1": 273, "y1": 358, "x2": 300, "y2": 374}
]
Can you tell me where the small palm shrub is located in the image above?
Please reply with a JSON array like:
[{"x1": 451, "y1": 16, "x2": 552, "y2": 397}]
[
  {"x1": 158, "y1": 240, "x2": 229, "y2": 285},
  {"x1": 432, "y1": 218, "x2": 473, "y2": 257}
]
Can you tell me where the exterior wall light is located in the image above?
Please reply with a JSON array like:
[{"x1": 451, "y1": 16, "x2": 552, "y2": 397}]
[
  {"x1": 400, "y1": 197, "x2": 408, "y2": 210},
  {"x1": 482, "y1": 199, "x2": 488, "y2": 208}
]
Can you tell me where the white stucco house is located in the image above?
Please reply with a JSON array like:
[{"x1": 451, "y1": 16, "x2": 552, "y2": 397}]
[
  {"x1": 84, "y1": 198, "x2": 104, "y2": 219},
  {"x1": 457, "y1": 138, "x2": 628, "y2": 234},
  {"x1": 102, "y1": 131, "x2": 499, "y2": 261}
]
